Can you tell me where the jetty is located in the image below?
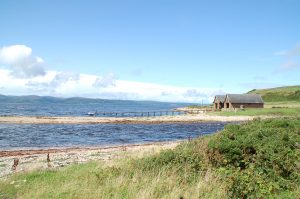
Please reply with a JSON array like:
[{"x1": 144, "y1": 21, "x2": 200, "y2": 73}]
[{"x1": 86, "y1": 109, "x2": 207, "y2": 117}]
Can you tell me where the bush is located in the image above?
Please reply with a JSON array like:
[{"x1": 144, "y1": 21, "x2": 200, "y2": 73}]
[{"x1": 208, "y1": 118, "x2": 300, "y2": 198}]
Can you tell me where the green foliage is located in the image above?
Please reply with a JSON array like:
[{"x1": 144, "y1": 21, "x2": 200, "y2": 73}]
[
  {"x1": 134, "y1": 140, "x2": 206, "y2": 184},
  {"x1": 208, "y1": 118, "x2": 300, "y2": 198},
  {"x1": 261, "y1": 91, "x2": 300, "y2": 102},
  {"x1": 248, "y1": 85, "x2": 300, "y2": 102}
]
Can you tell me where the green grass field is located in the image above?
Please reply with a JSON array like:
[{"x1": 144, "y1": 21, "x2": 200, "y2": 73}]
[
  {"x1": 248, "y1": 85, "x2": 300, "y2": 102},
  {"x1": 209, "y1": 105, "x2": 300, "y2": 117},
  {"x1": 1, "y1": 118, "x2": 300, "y2": 199},
  {"x1": 209, "y1": 100, "x2": 300, "y2": 117}
]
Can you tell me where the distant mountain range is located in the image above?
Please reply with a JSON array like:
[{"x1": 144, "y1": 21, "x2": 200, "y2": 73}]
[
  {"x1": 0, "y1": 94, "x2": 191, "y2": 105},
  {"x1": 0, "y1": 94, "x2": 111, "y2": 104}
]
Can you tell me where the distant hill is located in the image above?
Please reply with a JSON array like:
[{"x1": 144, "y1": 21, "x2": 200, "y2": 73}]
[
  {"x1": 0, "y1": 94, "x2": 193, "y2": 105},
  {"x1": 248, "y1": 85, "x2": 300, "y2": 102},
  {"x1": 0, "y1": 94, "x2": 110, "y2": 104}
]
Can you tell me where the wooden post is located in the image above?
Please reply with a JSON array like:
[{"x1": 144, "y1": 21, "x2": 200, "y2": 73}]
[{"x1": 12, "y1": 158, "x2": 19, "y2": 171}]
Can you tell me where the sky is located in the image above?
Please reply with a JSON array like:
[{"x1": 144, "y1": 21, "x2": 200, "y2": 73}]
[{"x1": 0, "y1": 0, "x2": 299, "y2": 103}]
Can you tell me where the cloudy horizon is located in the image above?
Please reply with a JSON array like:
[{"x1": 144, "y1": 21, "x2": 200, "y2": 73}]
[{"x1": 1, "y1": 1, "x2": 299, "y2": 102}]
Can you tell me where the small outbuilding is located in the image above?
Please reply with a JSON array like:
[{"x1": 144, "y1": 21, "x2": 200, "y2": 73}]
[
  {"x1": 223, "y1": 94, "x2": 264, "y2": 109},
  {"x1": 213, "y1": 95, "x2": 226, "y2": 110}
]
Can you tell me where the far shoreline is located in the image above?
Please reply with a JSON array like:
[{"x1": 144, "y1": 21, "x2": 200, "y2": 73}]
[{"x1": 0, "y1": 114, "x2": 257, "y2": 124}]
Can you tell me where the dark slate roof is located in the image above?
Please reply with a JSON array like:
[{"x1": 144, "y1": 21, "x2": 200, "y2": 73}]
[
  {"x1": 214, "y1": 95, "x2": 226, "y2": 103},
  {"x1": 226, "y1": 94, "x2": 264, "y2": 104}
]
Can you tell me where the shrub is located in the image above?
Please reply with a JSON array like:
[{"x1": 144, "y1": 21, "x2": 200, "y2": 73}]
[{"x1": 208, "y1": 118, "x2": 300, "y2": 198}]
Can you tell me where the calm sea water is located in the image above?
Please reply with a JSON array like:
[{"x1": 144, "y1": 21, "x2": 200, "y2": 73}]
[
  {"x1": 0, "y1": 101, "x2": 195, "y2": 116},
  {"x1": 0, "y1": 100, "x2": 225, "y2": 150},
  {"x1": 0, "y1": 123, "x2": 227, "y2": 150}
]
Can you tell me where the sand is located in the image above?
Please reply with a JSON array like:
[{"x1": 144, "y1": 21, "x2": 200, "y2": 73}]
[
  {"x1": 0, "y1": 114, "x2": 255, "y2": 124},
  {"x1": 0, "y1": 141, "x2": 180, "y2": 179}
]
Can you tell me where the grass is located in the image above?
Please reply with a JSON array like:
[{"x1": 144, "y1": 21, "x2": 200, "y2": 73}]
[
  {"x1": 248, "y1": 85, "x2": 300, "y2": 102},
  {"x1": 264, "y1": 101, "x2": 300, "y2": 108},
  {"x1": 209, "y1": 107, "x2": 300, "y2": 117},
  {"x1": 0, "y1": 138, "x2": 226, "y2": 199},
  {"x1": 209, "y1": 101, "x2": 300, "y2": 117},
  {"x1": 1, "y1": 118, "x2": 299, "y2": 198},
  {"x1": 249, "y1": 85, "x2": 300, "y2": 93}
]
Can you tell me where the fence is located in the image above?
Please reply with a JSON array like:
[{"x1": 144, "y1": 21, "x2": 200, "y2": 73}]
[{"x1": 88, "y1": 110, "x2": 207, "y2": 117}]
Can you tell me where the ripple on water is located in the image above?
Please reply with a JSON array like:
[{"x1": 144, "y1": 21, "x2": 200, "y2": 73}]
[{"x1": 0, "y1": 123, "x2": 229, "y2": 150}]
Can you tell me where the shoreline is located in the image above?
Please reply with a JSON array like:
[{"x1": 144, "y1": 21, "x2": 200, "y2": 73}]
[
  {"x1": 0, "y1": 141, "x2": 181, "y2": 179},
  {"x1": 0, "y1": 114, "x2": 269, "y2": 179},
  {"x1": 0, "y1": 114, "x2": 255, "y2": 124},
  {"x1": 0, "y1": 141, "x2": 181, "y2": 157}
]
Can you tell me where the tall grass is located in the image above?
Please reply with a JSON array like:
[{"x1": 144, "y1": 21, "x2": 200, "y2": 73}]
[{"x1": 0, "y1": 138, "x2": 226, "y2": 199}]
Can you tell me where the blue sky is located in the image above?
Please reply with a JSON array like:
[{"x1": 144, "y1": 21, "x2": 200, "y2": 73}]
[{"x1": 0, "y1": 0, "x2": 299, "y2": 102}]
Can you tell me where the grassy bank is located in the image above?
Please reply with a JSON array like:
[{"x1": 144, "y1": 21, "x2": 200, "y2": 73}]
[
  {"x1": 209, "y1": 106, "x2": 300, "y2": 117},
  {"x1": 248, "y1": 85, "x2": 300, "y2": 102},
  {"x1": 1, "y1": 118, "x2": 300, "y2": 198}
]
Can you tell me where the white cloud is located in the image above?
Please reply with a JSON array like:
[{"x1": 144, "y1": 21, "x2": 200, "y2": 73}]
[
  {"x1": 0, "y1": 45, "x2": 32, "y2": 64},
  {"x1": 0, "y1": 45, "x2": 45, "y2": 78},
  {"x1": 93, "y1": 73, "x2": 116, "y2": 88},
  {"x1": 275, "y1": 43, "x2": 300, "y2": 71},
  {"x1": 282, "y1": 61, "x2": 299, "y2": 70},
  {"x1": 0, "y1": 69, "x2": 223, "y2": 103},
  {"x1": 0, "y1": 44, "x2": 225, "y2": 102}
]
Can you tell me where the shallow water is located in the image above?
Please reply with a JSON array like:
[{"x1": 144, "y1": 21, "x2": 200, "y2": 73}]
[{"x1": 0, "y1": 123, "x2": 227, "y2": 150}]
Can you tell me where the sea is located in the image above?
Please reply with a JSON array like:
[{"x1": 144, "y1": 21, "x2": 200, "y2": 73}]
[
  {"x1": 0, "y1": 99, "x2": 194, "y2": 116},
  {"x1": 0, "y1": 98, "x2": 229, "y2": 150}
]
